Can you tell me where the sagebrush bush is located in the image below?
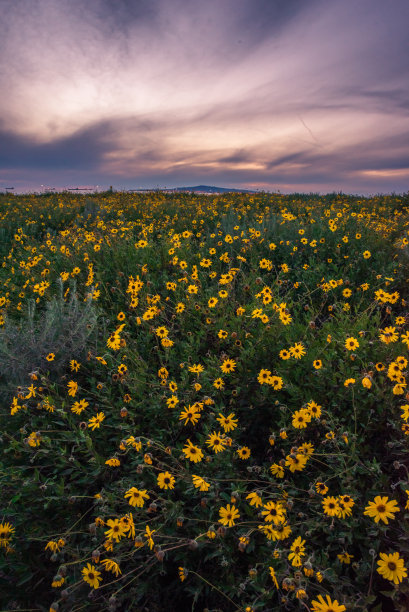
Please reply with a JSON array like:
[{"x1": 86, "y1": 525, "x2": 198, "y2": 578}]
[{"x1": 0, "y1": 279, "x2": 99, "y2": 401}]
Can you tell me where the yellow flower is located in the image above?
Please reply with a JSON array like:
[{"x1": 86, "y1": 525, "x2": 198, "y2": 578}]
[
  {"x1": 270, "y1": 463, "x2": 284, "y2": 478},
  {"x1": 104, "y1": 519, "x2": 126, "y2": 542},
  {"x1": 179, "y1": 405, "x2": 201, "y2": 426},
  {"x1": 246, "y1": 491, "x2": 263, "y2": 507},
  {"x1": 364, "y1": 496, "x2": 399, "y2": 524},
  {"x1": 362, "y1": 376, "x2": 372, "y2": 389},
  {"x1": 377, "y1": 552, "x2": 407, "y2": 584},
  {"x1": 157, "y1": 471, "x2": 175, "y2": 490},
  {"x1": 206, "y1": 431, "x2": 227, "y2": 453},
  {"x1": 269, "y1": 566, "x2": 279, "y2": 588},
  {"x1": 322, "y1": 496, "x2": 340, "y2": 517},
  {"x1": 261, "y1": 501, "x2": 286, "y2": 524},
  {"x1": 236, "y1": 446, "x2": 251, "y2": 459},
  {"x1": 310, "y1": 594, "x2": 345, "y2": 612},
  {"x1": 292, "y1": 409, "x2": 311, "y2": 429},
  {"x1": 46, "y1": 353, "x2": 55, "y2": 362},
  {"x1": 345, "y1": 337, "x2": 359, "y2": 351},
  {"x1": 288, "y1": 536, "x2": 306, "y2": 567},
  {"x1": 379, "y1": 326, "x2": 398, "y2": 344},
  {"x1": 182, "y1": 439, "x2": 204, "y2": 463},
  {"x1": 289, "y1": 342, "x2": 306, "y2": 359},
  {"x1": 218, "y1": 504, "x2": 240, "y2": 527},
  {"x1": 100, "y1": 558, "x2": 122, "y2": 576},
  {"x1": 220, "y1": 358, "x2": 236, "y2": 374},
  {"x1": 216, "y1": 412, "x2": 238, "y2": 432},
  {"x1": 124, "y1": 487, "x2": 150, "y2": 507},
  {"x1": 88, "y1": 412, "x2": 105, "y2": 430},
  {"x1": 81, "y1": 563, "x2": 102, "y2": 589},
  {"x1": 105, "y1": 458, "x2": 120, "y2": 467},
  {"x1": 67, "y1": 380, "x2": 78, "y2": 396},
  {"x1": 192, "y1": 474, "x2": 210, "y2": 491},
  {"x1": 338, "y1": 552, "x2": 354, "y2": 564}
]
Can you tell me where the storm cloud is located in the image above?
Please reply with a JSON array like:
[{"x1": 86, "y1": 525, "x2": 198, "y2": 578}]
[{"x1": 0, "y1": 0, "x2": 408, "y2": 193}]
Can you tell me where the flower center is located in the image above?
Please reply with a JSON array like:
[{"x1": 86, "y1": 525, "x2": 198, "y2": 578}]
[
  {"x1": 388, "y1": 562, "x2": 397, "y2": 571},
  {"x1": 377, "y1": 504, "x2": 386, "y2": 513}
]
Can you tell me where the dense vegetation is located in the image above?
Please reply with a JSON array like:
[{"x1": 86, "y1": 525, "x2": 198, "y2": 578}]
[{"x1": 1, "y1": 190, "x2": 409, "y2": 611}]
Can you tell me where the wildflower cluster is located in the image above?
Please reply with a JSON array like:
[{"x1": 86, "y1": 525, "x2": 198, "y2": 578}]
[{"x1": 1, "y1": 191, "x2": 409, "y2": 611}]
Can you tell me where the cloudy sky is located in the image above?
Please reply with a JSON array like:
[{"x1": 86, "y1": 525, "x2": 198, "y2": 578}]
[{"x1": 1, "y1": 0, "x2": 409, "y2": 194}]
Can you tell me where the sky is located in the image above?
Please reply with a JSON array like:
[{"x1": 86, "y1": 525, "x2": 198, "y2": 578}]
[{"x1": 1, "y1": 0, "x2": 409, "y2": 195}]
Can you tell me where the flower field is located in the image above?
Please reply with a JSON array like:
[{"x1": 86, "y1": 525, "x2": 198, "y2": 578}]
[{"x1": 1, "y1": 190, "x2": 409, "y2": 611}]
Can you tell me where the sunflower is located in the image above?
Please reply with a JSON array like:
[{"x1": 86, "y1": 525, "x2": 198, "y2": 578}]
[
  {"x1": 166, "y1": 395, "x2": 179, "y2": 409},
  {"x1": 100, "y1": 558, "x2": 122, "y2": 577},
  {"x1": 307, "y1": 400, "x2": 322, "y2": 418},
  {"x1": 192, "y1": 474, "x2": 210, "y2": 491},
  {"x1": 218, "y1": 329, "x2": 228, "y2": 339},
  {"x1": 268, "y1": 375, "x2": 284, "y2": 390},
  {"x1": 157, "y1": 471, "x2": 176, "y2": 490},
  {"x1": 322, "y1": 496, "x2": 341, "y2": 517},
  {"x1": 285, "y1": 453, "x2": 308, "y2": 472},
  {"x1": 179, "y1": 405, "x2": 201, "y2": 426},
  {"x1": 364, "y1": 496, "x2": 399, "y2": 524},
  {"x1": 88, "y1": 412, "x2": 105, "y2": 430},
  {"x1": 206, "y1": 431, "x2": 227, "y2": 453},
  {"x1": 379, "y1": 326, "x2": 399, "y2": 344},
  {"x1": 104, "y1": 519, "x2": 126, "y2": 542},
  {"x1": 182, "y1": 439, "x2": 204, "y2": 463},
  {"x1": 289, "y1": 342, "x2": 306, "y2": 359},
  {"x1": 258, "y1": 369, "x2": 272, "y2": 384},
  {"x1": 279, "y1": 349, "x2": 291, "y2": 360},
  {"x1": 288, "y1": 536, "x2": 306, "y2": 567},
  {"x1": 345, "y1": 336, "x2": 359, "y2": 351},
  {"x1": 124, "y1": 487, "x2": 150, "y2": 508},
  {"x1": 155, "y1": 326, "x2": 168, "y2": 338},
  {"x1": 236, "y1": 446, "x2": 251, "y2": 459},
  {"x1": 292, "y1": 409, "x2": 311, "y2": 429},
  {"x1": 377, "y1": 552, "x2": 407, "y2": 584},
  {"x1": 261, "y1": 501, "x2": 286, "y2": 524},
  {"x1": 310, "y1": 594, "x2": 346, "y2": 612},
  {"x1": 216, "y1": 412, "x2": 238, "y2": 432},
  {"x1": 105, "y1": 458, "x2": 120, "y2": 467},
  {"x1": 338, "y1": 551, "x2": 354, "y2": 564},
  {"x1": 213, "y1": 377, "x2": 225, "y2": 389},
  {"x1": 270, "y1": 463, "x2": 284, "y2": 478},
  {"x1": 298, "y1": 442, "x2": 314, "y2": 457},
  {"x1": 0, "y1": 522, "x2": 15, "y2": 546},
  {"x1": 246, "y1": 491, "x2": 263, "y2": 507},
  {"x1": 220, "y1": 358, "x2": 236, "y2": 374},
  {"x1": 269, "y1": 566, "x2": 279, "y2": 588},
  {"x1": 82, "y1": 563, "x2": 102, "y2": 589},
  {"x1": 71, "y1": 398, "x2": 89, "y2": 415},
  {"x1": 218, "y1": 504, "x2": 240, "y2": 527},
  {"x1": 67, "y1": 380, "x2": 78, "y2": 396}
]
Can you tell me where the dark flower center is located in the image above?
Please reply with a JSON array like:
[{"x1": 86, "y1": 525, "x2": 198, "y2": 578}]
[
  {"x1": 388, "y1": 562, "x2": 397, "y2": 571},
  {"x1": 377, "y1": 505, "x2": 386, "y2": 513}
]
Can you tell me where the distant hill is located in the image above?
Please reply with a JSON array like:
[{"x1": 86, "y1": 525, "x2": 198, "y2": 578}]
[{"x1": 174, "y1": 185, "x2": 257, "y2": 194}]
